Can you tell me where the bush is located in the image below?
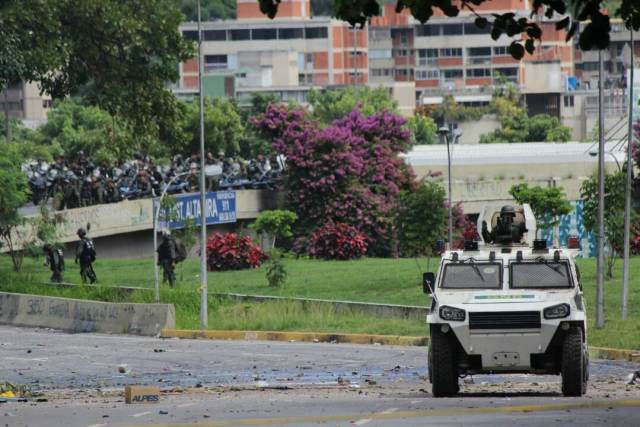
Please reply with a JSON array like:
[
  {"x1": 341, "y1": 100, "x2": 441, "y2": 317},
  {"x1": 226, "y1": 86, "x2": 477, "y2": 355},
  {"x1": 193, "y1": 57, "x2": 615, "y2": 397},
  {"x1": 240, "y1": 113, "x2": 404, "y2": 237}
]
[
  {"x1": 308, "y1": 222, "x2": 367, "y2": 260},
  {"x1": 206, "y1": 232, "x2": 267, "y2": 271}
]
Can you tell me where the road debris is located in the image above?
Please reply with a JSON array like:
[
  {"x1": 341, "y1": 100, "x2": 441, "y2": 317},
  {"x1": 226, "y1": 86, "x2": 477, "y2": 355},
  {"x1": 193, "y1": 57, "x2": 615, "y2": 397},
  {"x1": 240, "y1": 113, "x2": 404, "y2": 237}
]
[{"x1": 627, "y1": 371, "x2": 640, "y2": 385}]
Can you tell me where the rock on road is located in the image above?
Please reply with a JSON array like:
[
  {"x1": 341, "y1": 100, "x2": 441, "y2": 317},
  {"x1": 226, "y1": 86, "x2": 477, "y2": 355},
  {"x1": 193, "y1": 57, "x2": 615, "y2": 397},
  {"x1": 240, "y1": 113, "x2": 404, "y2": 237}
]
[{"x1": 0, "y1": 326, "x2": 639, "y2": 427}]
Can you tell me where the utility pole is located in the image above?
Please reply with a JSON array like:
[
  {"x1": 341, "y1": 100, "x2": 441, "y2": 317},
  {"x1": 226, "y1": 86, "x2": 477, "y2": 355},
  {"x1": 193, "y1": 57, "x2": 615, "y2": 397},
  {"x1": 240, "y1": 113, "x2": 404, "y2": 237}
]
[
  {"x1": 622, "y1": 30, "x2": 634, "y2": 320},
  {"x1": 197, "y1": 0, "x2": 208, "y2": 329},
  {"x1": 353, "y1": 27, "x2": 358, "y2": 87},
  {"x1": 439, "y1": 127, "x2": 453, "y2": 250},
  {"x1": 596, "y1": 50, "x2": 605, "y2": 329}
]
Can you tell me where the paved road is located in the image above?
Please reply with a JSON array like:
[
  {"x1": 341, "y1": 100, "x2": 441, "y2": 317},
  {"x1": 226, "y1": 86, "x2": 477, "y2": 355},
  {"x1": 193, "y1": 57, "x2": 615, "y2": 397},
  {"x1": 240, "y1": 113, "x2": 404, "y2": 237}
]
[{"x1": 0, "y1": 326, "x2": 639, "y2": 427}]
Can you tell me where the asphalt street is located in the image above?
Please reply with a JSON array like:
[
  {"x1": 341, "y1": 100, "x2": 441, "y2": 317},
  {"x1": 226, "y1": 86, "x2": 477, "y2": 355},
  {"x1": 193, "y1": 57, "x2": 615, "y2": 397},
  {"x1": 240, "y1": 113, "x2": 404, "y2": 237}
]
[{"x1": 0, "y1": 326, "x2": 639, "y2": 427}]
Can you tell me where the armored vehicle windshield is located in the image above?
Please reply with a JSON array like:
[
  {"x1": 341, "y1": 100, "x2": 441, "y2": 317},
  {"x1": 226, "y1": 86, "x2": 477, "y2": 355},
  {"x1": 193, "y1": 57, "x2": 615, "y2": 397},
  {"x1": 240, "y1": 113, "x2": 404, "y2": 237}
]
[
  {"x1": 440, "y1": 262, "x2": 502, "y2": 290},
  {"x1": 510, "y1": 261, "x2": 572, "y2": 289}
]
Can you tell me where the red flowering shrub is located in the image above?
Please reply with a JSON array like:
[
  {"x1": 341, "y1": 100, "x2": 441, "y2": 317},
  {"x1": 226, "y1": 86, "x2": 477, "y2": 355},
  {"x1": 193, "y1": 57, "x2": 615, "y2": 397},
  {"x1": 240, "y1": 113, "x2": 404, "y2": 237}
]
[
  {"x1": 206, "y1": 232, "x2": 267, "y2": 271},
  {"x1": 308, "y1": 222, "x2": 368, "y2": 260}
]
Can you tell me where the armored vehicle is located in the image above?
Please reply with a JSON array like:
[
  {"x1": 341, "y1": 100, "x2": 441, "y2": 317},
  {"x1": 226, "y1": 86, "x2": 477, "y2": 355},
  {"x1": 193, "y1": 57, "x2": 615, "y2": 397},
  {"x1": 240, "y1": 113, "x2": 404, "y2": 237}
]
[{"x1": 423, "y1": 204, "x2": 588, "y2": 397}]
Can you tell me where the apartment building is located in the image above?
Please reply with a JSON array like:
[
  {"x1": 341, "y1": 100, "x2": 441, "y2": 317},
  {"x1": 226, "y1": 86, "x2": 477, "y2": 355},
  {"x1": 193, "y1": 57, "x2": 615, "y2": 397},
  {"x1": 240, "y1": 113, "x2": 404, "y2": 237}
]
[
  {"x1": 177, "y1": 0, "x2": 368, "y2": 105},
  {"x1": 0, "y1": 81, "x2": 51, "y2": 128}
]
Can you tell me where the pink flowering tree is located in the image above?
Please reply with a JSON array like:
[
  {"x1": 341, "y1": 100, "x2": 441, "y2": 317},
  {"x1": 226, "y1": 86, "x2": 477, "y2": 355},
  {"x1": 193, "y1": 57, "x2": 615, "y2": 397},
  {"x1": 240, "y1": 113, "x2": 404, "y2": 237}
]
[{"x1": 253, "y1": 105, "x2": 417, "y2": 256}]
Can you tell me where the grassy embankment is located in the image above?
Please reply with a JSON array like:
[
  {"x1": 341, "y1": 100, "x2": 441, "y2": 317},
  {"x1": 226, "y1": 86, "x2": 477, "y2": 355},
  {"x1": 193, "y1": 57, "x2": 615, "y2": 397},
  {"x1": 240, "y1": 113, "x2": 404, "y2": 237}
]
[{"x1": 0, "y1": 256, "x2": 638, "y2": 349}]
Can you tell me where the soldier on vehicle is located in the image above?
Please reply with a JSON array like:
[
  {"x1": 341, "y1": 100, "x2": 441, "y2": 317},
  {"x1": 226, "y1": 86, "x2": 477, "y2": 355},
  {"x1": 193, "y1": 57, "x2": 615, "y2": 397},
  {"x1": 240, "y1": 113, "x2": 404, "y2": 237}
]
[
  {"x1": 75, "y1": 228, "x2": 97, "y2": 284},
  {"x1": 43, "y1": 244, "x2": 65, "y2": 283},
  {"x1": 157, "y1": 229, "x2": 177, "y2": 288},
  {"x1": 481, "y1": 205, "x2": 527, "y2": 245}
]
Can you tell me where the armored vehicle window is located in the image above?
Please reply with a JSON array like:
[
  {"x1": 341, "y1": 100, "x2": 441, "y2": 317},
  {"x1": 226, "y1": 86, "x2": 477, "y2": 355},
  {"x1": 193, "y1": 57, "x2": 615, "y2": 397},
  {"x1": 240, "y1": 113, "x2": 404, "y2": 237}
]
[
  {"x1": 440, "y1": 263, "x2": 502, "y2": 289},
  {"x1": 510, "y1": 262, "x2": 572, "y2": 289}
]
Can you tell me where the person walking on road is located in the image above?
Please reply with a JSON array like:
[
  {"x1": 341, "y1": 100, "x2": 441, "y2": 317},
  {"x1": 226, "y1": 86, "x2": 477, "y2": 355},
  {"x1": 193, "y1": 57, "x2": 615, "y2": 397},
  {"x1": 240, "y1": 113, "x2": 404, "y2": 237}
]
[
  {"x1": 157, "y1": 229, "x2": 177, "y2": 288},
  {"x1": 43, "y1": 244, "x2": 65, "y2": 283},
  {"x1": 75, "y1": 228, "x2": 97, "y2": 284}
]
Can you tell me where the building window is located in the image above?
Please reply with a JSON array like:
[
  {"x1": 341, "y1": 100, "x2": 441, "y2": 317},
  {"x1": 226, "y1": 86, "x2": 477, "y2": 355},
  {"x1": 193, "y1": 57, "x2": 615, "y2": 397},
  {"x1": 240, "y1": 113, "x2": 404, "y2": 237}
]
[
  {"x1": 468, "y1": 47, "x2": 491, "y2": 57},
  {"x1": 493, "y1": 46, "x2": 509, "y2": 56},
  {"x1": 416, "y1": 69, "x2": 439, "y2": 80},
  {"x1": 369, "y1": 49, "x2": 392, "y2": 59},
  {"x1": 252, "y1": 28, "x2": 277, "y2": 40},
  {"x1": 418, "y1": 49, "x2": 439, "y2": 58},
  {"x1": 393, "y1": 49, "x2": 411, "y2": 57},
  {"x1": 442, "y1": 69, "x2": 463, "y2": 79},
  {"x1": 203, "y1": 30, "x2": 226, "y2": 41},
  {"x1": 230, "y1": 29, "x2": 250, "y2": 41},
  {"x1": 371, "y1": 68, "x2": 392, "y2": 77},
  {"x1": 182, "y1": 30, "x2": 198, "y2": 41},
  {"x1": 279, "y1": 27, "x2": 304, "y2": 39},
  {"x1": 463, "y1": 23, "x2": 491, "y2": 35},
  {"x1": 416, "y1": 24, "x2": 441, "y2": 37},
  {"x1": 440, "y1": 48, "x2": 462, "y2": 57},
  {"x1": 42, "y1": 99, "x2": 53, "y2": 108},
  {"x1": 494, "y1": 67, "x2": 518, "y2": 77},
  {"x1": 466, "y1": 68, "x2": 491, "y2": 77},
  {"x1": 305, "y1": 27, "x2": 328, "y2": 39},
  {"x1": 204, "y1": 55, "x2": 227, "y2": 70},
  {"x1": 442, "y1": 24, "x2": 463, "y2": 35},
  {"x1": 564, "y1": 95, "x2": 575, "y2": 108}
]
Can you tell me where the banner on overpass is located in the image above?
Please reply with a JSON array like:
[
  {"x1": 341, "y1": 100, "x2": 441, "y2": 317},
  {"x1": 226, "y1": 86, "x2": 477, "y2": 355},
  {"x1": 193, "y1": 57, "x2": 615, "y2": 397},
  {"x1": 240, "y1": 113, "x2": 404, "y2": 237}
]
[{"x1": 154, "y1": 191, "x2": 237, "y2": 230}]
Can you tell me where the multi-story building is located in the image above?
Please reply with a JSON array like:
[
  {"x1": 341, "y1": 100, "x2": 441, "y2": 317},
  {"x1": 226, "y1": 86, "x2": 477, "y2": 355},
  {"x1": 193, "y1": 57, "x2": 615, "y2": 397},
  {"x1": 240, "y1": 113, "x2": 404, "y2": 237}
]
[
  {"x1": 0, "y1": 81, "x2": 51, "y2": 128},
  {"x1": 177, "y1": 0, "x2": 369, "y2": 105}
]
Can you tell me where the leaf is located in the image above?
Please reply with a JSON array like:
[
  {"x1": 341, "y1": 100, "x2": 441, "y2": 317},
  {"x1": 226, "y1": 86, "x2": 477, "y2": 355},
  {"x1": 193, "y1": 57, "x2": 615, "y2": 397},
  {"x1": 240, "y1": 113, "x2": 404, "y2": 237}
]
[
  {"x1": 475, "y1": 16, "x2": 488, "y2": 29},
  {"x1": 556, "y1": 16, "x2": 570, "y2": 31},
  {"x1": 566, "y1": 22, "x2": 579, "y2": 42},
  {"x1": 525, "y1": 38, "x2": 535, "y2": 55},
  {"x1": 509, "y1": 42, "x2": 525, "y2": 60},
  {"x1": 491, "y1": 27, "x2": 502, "y2": 41}
]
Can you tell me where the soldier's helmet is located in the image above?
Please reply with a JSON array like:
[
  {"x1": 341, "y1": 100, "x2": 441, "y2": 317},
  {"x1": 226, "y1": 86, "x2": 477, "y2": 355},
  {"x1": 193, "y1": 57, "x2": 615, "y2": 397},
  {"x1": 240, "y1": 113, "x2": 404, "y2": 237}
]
[
  {"x1": 77, "y1": 228, "x2": 87, "y2": 237},
  {"x1": 500, "y1": 205, "x2": 516, "y2": 217},
  {"x1": 161, "y1": 229, "x2": 171, "y2": 238}
]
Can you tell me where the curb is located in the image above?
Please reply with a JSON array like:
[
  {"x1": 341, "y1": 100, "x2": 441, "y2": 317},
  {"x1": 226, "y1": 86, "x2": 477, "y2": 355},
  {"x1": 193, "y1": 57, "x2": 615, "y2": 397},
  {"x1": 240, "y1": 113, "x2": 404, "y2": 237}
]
[
  {"x1": 589, "y1": 346, "x2": 640, "y2": 362},
  {"x1": 161, "y1": 328, "x2": 428, "y2": 346},
  {"x1": 162, "y1": 329, "x2": 640, "y2": 362}
]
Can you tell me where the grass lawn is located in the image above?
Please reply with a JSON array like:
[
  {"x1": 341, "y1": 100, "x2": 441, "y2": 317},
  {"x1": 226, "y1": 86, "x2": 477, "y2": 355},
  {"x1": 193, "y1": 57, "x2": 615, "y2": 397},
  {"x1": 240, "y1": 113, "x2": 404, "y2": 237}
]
[{"x1": 1, "y1": 255, "x2": 639, "y2": 349}]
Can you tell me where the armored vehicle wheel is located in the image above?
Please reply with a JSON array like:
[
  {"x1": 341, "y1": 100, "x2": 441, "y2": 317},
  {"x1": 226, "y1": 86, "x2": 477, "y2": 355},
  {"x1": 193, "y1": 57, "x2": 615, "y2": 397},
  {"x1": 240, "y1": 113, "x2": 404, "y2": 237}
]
[
  {"x1": 430, "y1": 328, "x2": 458, "y2": 397},
  {"x1": 561, "y1": 327, "x2": 586, "y2": 396}
]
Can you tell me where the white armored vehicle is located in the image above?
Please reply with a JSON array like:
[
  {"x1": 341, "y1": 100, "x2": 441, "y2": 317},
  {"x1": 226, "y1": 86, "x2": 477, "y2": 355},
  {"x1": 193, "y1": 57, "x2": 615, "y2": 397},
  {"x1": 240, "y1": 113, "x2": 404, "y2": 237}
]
[{"x1": 423, "y1": 204, "x2": 588, "y2": 397}]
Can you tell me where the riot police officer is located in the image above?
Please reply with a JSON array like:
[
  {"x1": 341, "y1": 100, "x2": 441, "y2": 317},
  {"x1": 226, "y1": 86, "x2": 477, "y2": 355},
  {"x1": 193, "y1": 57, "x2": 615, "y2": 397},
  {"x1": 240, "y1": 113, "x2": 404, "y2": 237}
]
[
  {"x1": 75, "y1": 228, "x2": 97, "y2": 284},
  {"x1": 157, "y1": 229, "x2": 177, "y2": 288},
  {"x1": 43, "y1": 244, "x2": 65, "y2": 283}
]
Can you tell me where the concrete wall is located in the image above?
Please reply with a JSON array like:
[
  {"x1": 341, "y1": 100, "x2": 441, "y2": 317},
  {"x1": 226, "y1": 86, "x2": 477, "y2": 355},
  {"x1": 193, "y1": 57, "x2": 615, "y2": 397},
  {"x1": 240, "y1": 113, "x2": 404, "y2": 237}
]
[
  {"x1": 0, "y1": 292, "x2": 175, "y2": 336},
  {"x1": 4, "y1": 189, "x2": 281, "y2": 254}
]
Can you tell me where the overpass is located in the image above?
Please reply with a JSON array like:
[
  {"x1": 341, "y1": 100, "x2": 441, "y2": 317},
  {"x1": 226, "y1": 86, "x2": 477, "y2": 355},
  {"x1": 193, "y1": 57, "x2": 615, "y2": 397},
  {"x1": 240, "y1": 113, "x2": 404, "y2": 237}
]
[{"x1": 6, "y1": 190, "x2": 281, "y2": 259}]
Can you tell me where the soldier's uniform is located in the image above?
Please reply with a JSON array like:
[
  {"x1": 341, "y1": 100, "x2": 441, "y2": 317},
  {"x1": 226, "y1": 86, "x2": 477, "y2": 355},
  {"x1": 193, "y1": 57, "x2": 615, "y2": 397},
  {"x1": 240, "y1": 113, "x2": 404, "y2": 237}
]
[
  {"x1": 157, "y1": 232, "x2": 177, "y2": 287},
  {"x1": 44, "y1": 244, "x2": 65, "y2": 283},
  {"x1": 75, "y1": 228, "x2": 97, "y2": 284}
]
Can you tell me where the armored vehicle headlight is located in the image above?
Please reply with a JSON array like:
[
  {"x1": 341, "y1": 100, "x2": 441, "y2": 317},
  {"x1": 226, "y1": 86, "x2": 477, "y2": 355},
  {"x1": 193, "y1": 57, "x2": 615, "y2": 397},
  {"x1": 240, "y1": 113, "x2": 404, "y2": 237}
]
[
  {"x1": 439, "y1": 305, "x2": 466, "y2": 321},
  {"x1": 543, "y1": 303, "x2": 570, "y2": 319}
]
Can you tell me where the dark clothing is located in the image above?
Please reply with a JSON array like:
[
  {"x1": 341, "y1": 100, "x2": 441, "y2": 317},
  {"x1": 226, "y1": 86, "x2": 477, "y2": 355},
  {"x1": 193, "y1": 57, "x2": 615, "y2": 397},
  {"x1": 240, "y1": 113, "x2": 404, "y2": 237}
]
[
  {"x1": 76, "y1": 237, "x2": 97, "y2": 284},
  {"x1": 157, "y1": 237, "x2": 177, "y2": 287},
  {"x1": 44, "y1": 246, "x2": 65, "y2": 283}
]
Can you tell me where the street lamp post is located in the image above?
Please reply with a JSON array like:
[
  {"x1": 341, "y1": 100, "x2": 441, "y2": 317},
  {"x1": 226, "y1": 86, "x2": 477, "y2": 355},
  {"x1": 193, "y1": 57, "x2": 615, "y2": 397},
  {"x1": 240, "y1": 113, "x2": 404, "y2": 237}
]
[
  {"x1": 197, "y1": 0, "x2": 208, "y2": 329},
  {"x1": 596, "y1": 49, "x2": 605, "y2": 329},
  {"x1": 152, "y1": 172, "x2": 189, "y2": 303},
  {"x1": 622, "y1": 29, "x2": 634, "y2": 320},
  {"x1": 438, "y1": 127, "x2": 461, "y2": 249}
]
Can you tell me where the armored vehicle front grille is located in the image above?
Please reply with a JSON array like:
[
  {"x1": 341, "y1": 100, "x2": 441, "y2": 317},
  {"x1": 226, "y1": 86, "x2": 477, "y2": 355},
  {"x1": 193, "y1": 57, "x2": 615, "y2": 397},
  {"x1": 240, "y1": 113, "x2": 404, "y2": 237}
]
[{"x1": 468, "y1": 311, "x2": 541, "y2": 330}]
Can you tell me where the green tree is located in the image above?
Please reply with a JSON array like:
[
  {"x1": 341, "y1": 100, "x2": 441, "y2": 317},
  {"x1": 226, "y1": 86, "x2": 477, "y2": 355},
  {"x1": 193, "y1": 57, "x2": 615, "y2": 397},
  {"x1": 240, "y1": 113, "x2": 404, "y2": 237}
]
[
  {"x1": 260, "y1": 1, "x2": 639, "y2": 57},
  {"x1": 1, "y1": 0, "x2": 193, "y2": 143},
  {"x1": 37, "y1": 98, "x2": 143, "y2": 164},
  {"x1": 250, "y1": 210, "x2": 298, "y2": 250},
  {"x1": 397, "y1": 181, "x2": 446, "y2": 257},
  {"x1": 308, "y1": 87, "x2": 398, "y2": 124},
  {"x1": 178, "y1": 98, "x2": 244, "y2": 156},
  {"x1": 406, "y1": 114, "x2": 438, "y2": 145},
  {"x1": 0, "y1": 143, "x2": 30, "y2": 271},
  {"x1": 581, "y1": 172, "x2": 636, "y2": 279},
  {"x1": 509, "y1": 183, "x2": 573, "y2": 235},
  {"x1": 179, "y1": 0, "x2": 236, "y2": 21},
  {"x1": 425, "y1": 95, "x2": 486, "y2": 126}
]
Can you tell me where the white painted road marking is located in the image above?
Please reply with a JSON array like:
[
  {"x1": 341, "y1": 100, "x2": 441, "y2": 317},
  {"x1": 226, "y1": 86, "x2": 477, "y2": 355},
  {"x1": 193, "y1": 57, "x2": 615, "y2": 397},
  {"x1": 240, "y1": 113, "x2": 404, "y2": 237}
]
[
  {"x1": 132, "y1": 411, "x2": 152, "y2": 418},
  {"x1": 86, "y1": 423, "x2": 107, "y2": 427},
  {"x1": 380, "y1": 407, "x2": 399, "y2": 414},
  {"x1": 177, "y1": 402, "x2": 196, "y2": 408},
  {"x1": 353, "y1": 418, "x2": 372, "y2": 425}
]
